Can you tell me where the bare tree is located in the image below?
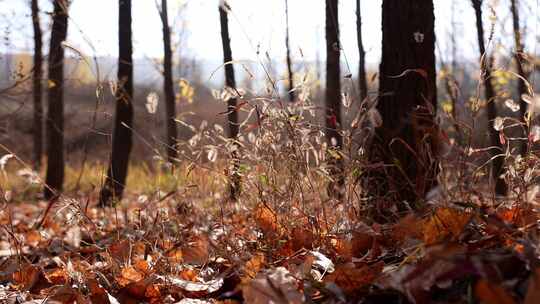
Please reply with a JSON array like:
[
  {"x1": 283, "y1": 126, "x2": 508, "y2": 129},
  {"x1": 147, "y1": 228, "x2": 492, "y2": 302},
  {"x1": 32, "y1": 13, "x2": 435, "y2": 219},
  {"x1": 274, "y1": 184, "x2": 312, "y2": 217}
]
[
  {"x1": 219, "y1": 1, "x2": 240, "y2": 200},
  {"x1": 355, "y1": 0, "x2": 367, "y2": 101},
  {"x1": 31, "y1": 0, "x2": 43, "y2": 169},
  {"x1": 448, "y1": 1, "x2": 462, "y2": 144},
  {"x1": 44, "y1": 0, "x2": 69, "y2": 199},
  {"x1": 158, "y1": 0, "x2": 178, "y2": 163},
  {"x1": 510, "y1": 0, "x2": 529, "y2": 155},
  {"x1": 325, "y1": 0, "x2": 343, "y2": 197},
  {"x1": 370, "y1": 0, "x2": 438, "y2": 206},
  {"x1": 471, "y1": 0, "x2": 507, "y2": 196},
  {"x1": 99, "y1": 0, "x2": 134, "y2": 206},
  {"x1": 284, "y1": 0, "x2": 295, "y2": 102}
]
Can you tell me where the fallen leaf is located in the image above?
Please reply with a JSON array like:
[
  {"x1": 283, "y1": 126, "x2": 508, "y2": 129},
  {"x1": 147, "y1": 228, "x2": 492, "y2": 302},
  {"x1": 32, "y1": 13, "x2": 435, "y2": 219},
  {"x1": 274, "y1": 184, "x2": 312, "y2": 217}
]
[
  {"x1": 475, "y1": 279, "x2": 516, "y2": 304},
  {"x1": 144, "y1": 283, "x2": 161, "y2": 299},
  {"x1": 117, "y1": 266, "x2": 144, "y2": 287},
  {"x1": 325, "y1": 261, "x2": 384, "y2": 294},
  {"x1": 87, "y1": 278, "x2": 110, "y2": 303},
  {"x1": 290, "y1": 227, "x2": 314, "y2": 251},
  {"x1": 243, "y1": 252, "x2": 265, "y2": 283},
  {"x1": 392, "y1": 214, "x2": 424, "y2": 243},
  {"x1": 156, "y1": 274, "x2": 224, "y2": 293},
  {"x1": 524, "y1": 268, "x2": 540, "y2": 304},
  {"x1": 44, "y1": 268, "x2": 68, "y2": 285},
  {"x1": 242, "y1": 267, "x2": 304, "y2": 304},
  {"x1": 179, "y1": 268, "x2": 199, "y2": 282},
  {"x1": 423, "y1": 208, "x2": 471, "y2": 245},
  {"x1": 183, "y1": 235, "x2": 209, "y2": 265},
  {"x1": 310, "y1": 251, "x2": 335, "y2": 274},
  {"x1": 13, "y1": 264, "x2": 40, "y2": 291},
  {"x1": 254, "y1": 205, "x2": 282, "y2": 236}
]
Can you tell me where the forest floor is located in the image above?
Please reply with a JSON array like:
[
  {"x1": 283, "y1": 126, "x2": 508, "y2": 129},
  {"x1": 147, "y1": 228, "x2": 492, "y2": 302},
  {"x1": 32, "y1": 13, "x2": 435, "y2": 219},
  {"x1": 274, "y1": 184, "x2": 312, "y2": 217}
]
[{"x1": 0, "y1": 161, "x2": 540, "y2": 304}]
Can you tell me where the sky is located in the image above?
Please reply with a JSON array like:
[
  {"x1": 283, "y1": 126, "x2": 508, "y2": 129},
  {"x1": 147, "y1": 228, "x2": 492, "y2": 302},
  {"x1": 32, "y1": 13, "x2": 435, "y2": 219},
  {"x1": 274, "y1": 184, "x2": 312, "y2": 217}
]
[{"x1": 0, "y1": 0, "x2": 539, "y2": 80}]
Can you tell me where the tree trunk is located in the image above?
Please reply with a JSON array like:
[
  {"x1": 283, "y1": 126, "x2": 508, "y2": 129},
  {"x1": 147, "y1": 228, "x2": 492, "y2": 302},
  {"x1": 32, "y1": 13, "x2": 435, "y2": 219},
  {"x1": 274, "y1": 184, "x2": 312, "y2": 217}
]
[
  {"x1": 448, "y1": 1, "x2": 462, "y2": 144},
  {"x1": 99, "y1": 0, "x2": 134, "y2": 206},
  {"x1": 325, "y1": 0, "x2": 343, "y2": 198},
  {"x1": 472, "y1": 0, "x2": 507, "y2": 196},
  {"x1": 356, "y1": 0, "x2": 368, "y2": 101},
  {"x1": 31, "y1": 0, "x2": 43, "y2": 170},
  {"x1": 44, "y1": 0, "x2": 69, "y2": 199},
  {"x1": 284, "y1": 0, "x2": 295, "y2": 102},
  {"x1": 370, "y1": 0, "x2": 438, "y2": 206},
  {"x1": 159, "y1": 0, "x2": 178, "y2": 163},
  {"x1": 219, "y1": 2, "x2": 240, "y2": 200},
  {"x1": 510, "y1": 0, "x2": 529, "y2": 155}
]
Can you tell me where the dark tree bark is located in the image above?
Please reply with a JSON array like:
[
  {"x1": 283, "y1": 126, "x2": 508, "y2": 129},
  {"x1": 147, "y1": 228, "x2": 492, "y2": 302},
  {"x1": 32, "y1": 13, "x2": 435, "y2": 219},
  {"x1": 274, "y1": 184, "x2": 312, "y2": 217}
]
[
  {"x1": 31, "y1": 0, "x2": 43, "y2": 170},
  {"x1": 44, "y1": 0, "x2": 69, "y2": 199},
  {"x1": 472, "y1": 0, "x2": 507, "y2": 196},
  {"x1": 159, "y1": 0, "x2": 178, "y2": 163},
  {"x1": 284, "y1": 0, "x2": 295, "y2": 102},
  {"x1": 356, "y1": 0, "x2": 368, "y2": 101},
  {"x1": 219, "y1": 1, "x2": 240, "y2": 200},
  {"x1": 325, "y1": 0, "x2": 343, "y2": 197},
  {"x1": 510, "y1": 0, "x2": 529, "y2": 155},
  {"x1": 370, "y1": 0, "x2": 438, "y2": 206},
  {"x1": 99, "y1": 0, "x2": 134, "y2": 206}
]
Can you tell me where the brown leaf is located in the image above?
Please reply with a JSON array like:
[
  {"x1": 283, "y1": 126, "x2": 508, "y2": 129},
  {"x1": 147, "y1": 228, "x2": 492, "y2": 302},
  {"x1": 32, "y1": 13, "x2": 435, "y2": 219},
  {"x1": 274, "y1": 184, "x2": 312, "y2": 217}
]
[
  {"x1": 145, "y1": 283, "x2": 161, "y2": 299},
  {"x1": 242, "y1": 252, "x2": 265, "y2": 283},
  {"x1": 254, "y1": 205, "x2": 282, "y2": 236},
  {"x1": 179, "y1": 268, "x2": 199, "y2": 282},
  {"x1": 133, "y1": 259, "x2": 150, "y2": 274},
  {"x1": 497, "y1": 206, "x2": 538, "y2": 228},
  {"x1": 276, "y1": 239, "x2": 295, "y2": 258},
  {"x1": 475, "y1": 279, "x2": 516, "y2": 304},
  {"x1": 109, "y1": 240, "x2": 131, "y2": 264},
  {"x1": 183, "y1": 235, "x2": 209, "y2": 265},
  {"x1": 392, "y1": 214, "x2": 424, "y2": 243},
  {"x1": 117, "y1": 266, "x2": 144, "y2": 287},
  {"x1": 13, "y1": 264, "x2": 40, "y2": 291},
  {"x1": 290, "y1": 227, "x2": 315, "y2": 251},
  {"x1": 87, "y1": 278, "x2": 110, "y2": 303},
  {"x1": 525, "y1": 268, "x2": 540, "y2": 304},
  {"x1": 242, "y1": 267, "x2": 303, "y2": 304},
  {"x1": 332, "y1": 237, "x2": 353, "y2": 260},
  {"x1": 122, "y1": 279, "x2": 154, "y2": 300},
  {"x1": 423, "y1": 208, "x2": 471, "y2": 245},
  {"x1": 47, "y1": 285, "x2": 88, "y2": 303},
  {"x1": 325, "y1": 261, "x2": 384, "y2": 294},
  {"x1": 44, "y1": 267, "x2": 68, "y2": 285},
  {"x1": 167, "y1": 248, "x2": 184, "y2": 263},
  {"x1": 24, "y1": 230, "x2": 42, "y2": 247},
  {"x1": 351, "y1": 231, "x2": 374, "y2": 255}
]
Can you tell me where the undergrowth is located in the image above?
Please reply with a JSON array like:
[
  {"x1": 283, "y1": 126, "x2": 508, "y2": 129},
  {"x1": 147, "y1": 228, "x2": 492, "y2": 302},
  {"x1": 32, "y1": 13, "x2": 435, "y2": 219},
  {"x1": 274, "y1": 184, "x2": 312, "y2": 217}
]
[{"x1": 1, "y1": 63, "x2": 540, "y2": 303}]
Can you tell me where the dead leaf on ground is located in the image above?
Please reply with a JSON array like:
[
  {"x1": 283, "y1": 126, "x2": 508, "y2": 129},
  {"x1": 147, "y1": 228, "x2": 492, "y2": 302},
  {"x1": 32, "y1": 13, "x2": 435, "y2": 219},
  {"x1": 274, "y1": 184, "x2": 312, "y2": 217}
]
[
  {"x1": 423, "y1": 208, "x2": 471, "y2": 245},
  {"x1": 290, "y1": 226, "x2": 315, "y2": 251},
  {"x1": 183, "y1": 235, "x2": 210, "y2": 265},
  {"x1": 242, "y1": 267, "x2": 304, "y2": 304},
  {"x1": 156, "y1": 274, "x2": 224, "y2": 294},
  {"x1": 13, "y1": 264, "x2": 41, "y2": 291},
  {"x1": 524, "y1": 267, "x2": 540, "y2": 304},
  {"x1": 324, "y1": 261, "x2": 384, "y2": 294},
  {"x1": 391, "y1": 214, "x2": 424, "y2": 243},
  {"x1": 475, "y1": 279, "x2": 516, "y2": 304},
  {"x1": 179, "y1": 268, "x2": 199, "y2": 282},
  {"x1": 242, "y1": 252, "x2": 265, "y2": 283},
  {"x1": 117, "y1": 266, "x2": 144, "y2": 287},
  {"x1": 254, "y1": 204, "x2": 283, "y2": 236},
  {"x1": 44, "y1": 267, "x2": 69, "y2": 285}
]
